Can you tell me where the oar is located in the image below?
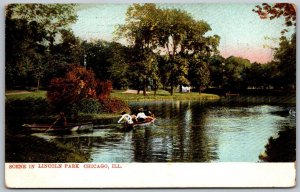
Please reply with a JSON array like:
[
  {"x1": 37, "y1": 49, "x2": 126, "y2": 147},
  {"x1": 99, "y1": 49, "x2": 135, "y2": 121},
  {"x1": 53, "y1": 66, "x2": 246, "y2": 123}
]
[
  {"x1": 45, "y1": 119, "x2": 58, "y2": 133},
  {"x1": 93, "y1": 123, "x2": 122, "y2": 128}
]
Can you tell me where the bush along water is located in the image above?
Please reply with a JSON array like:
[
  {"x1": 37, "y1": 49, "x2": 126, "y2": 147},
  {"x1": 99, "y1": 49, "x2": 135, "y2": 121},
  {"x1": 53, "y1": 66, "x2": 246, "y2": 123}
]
[
  {"x1": 46, "y1": 65, "x2": 129, "y2": 116},
  {"x1": 5, "y1": 97, "x2": 55, "y2": 129},
  {"x1": 259, "y1": 127, "x2": 296, "y2": 162}
]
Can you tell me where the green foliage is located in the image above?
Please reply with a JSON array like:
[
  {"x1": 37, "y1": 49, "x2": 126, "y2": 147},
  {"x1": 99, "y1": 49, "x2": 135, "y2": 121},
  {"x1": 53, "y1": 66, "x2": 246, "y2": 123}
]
[
  {"x1": 116, "y1": 3, "x2": 220, "y2": 95},
  {"x1": 188, "y1": 57, "x2": 210, "y2": 93},
  {"x1": 5, "y1": 4, "x2": 79, "y2": 90},
  {"x1": 222, "y1": 56, "x2": 251, "y2": 90},
  {"x1": 6, "y1": 134, "x2": 89, "y2": 162},
  {"x1": 273, "y1": 34, "x2": 296, "y2": 89},
  {"x1": 74, "y1": 98, "x2": 101, "y2": 114},
  {"x1": 259, "y1": 128, "x2": 296, "y2": 162},
  {"x1": 208, "y1": 55, "x2": 226, "y2": 88},
  {"x1": 8, "y1": 4, "x2": 77, "y2": 51},
  {"x1": 5, "y1": 97, "x2": 54, "y2": 128}
]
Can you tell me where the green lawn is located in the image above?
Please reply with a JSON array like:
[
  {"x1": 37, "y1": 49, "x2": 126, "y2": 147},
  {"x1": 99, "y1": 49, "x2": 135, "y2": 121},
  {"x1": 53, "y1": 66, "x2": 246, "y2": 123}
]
[{"x1": 5, "y1": 89, "x2": 220, "y2": 101}]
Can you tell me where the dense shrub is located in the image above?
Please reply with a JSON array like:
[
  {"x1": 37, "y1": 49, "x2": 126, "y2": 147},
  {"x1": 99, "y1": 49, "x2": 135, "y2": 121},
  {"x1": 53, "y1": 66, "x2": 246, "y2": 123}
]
[
  {"x1": 5, "y1": 97, "x2": 54, "y2": 128},
  {"x1": 259, "y1": 128, "x2": 296, "y2": 162},
  {"x1": 47, "y1": 65, "x2": 117, "y2": 113},
  {"x1": 99, "y1": 97, "x2": 129, "y2": 113},
  {"x1": 74, "y1": 98, "x2": 101, "y2": 114},
  {"x1": 97, "y1": 81, "x2": 112, "y2": 100},
  {"x1": 47, "y1": 65, "x2": 98, "y2": 109}
]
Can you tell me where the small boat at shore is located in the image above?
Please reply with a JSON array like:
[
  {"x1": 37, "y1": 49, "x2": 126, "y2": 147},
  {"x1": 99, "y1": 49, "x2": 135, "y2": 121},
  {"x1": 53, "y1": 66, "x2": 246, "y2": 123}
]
[
  {"x1": 22, "y1": 122, "x2": 93, "y2": 133},
  {"x1": 225, "y1": 92, "x2": 240, "y2": 96},
  {"x1": 121, "y1": 118, "x2": 155, "y2": 130}
]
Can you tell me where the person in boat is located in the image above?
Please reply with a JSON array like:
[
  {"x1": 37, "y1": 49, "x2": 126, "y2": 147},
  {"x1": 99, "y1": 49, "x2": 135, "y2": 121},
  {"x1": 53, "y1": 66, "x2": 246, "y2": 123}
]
[
  {"x1": 136, "y1": 108, "x2": 154, "y2": 122},
  {"x1": 55, "y1": 112, "x2": 67, "y2": 127},
  {"x1": 117, "y1": 111, "x2": 134, "y2": 125},
  {"x1": 144, "y1": 106, "x2": 154, "y2": 118}
]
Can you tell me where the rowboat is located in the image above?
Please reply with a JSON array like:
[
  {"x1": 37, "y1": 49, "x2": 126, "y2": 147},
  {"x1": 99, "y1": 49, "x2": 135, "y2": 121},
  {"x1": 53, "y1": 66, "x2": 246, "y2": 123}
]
[
  {"x1": 121, "y1": 118, "x2": 155, "y2": 130},
  {"x1": 22, "y1": 122, "x2": 93, "y2": 133},
  {"x1": 226, "y1": 92, "x2": 240, "y2": 96}
]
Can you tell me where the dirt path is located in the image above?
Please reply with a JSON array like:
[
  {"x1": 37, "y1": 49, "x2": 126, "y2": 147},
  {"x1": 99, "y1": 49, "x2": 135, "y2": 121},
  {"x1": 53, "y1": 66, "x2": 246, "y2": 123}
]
[
  {"x1": 122, "y1": 89, "x2": 150, "y2": 94},
  {"x1": 5, "y1": 91, "x2": 32, "y2": 95}
]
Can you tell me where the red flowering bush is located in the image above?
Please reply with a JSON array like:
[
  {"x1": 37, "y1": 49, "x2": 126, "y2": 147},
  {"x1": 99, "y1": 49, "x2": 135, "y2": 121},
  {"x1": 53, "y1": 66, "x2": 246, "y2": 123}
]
[
  {"x1": 96, "y1": 81, "x2": 112, "y2": 100},
  {"x1": 47, "y1": 65, "x2": 98, "y2": 108},
  {"x1": 47, "y1": 65, "x2": 128, "y2": 113}
]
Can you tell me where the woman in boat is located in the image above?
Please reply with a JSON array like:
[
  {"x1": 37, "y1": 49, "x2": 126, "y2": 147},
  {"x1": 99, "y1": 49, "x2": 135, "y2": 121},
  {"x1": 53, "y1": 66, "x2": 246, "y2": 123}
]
[
  {"x1": 144, "y1": 106, "x2": 154, "y2": 117},
  {"x1": 117, "y1": 111, "x2": 134, "y2": 125},
  {"x1": 136, "y1": 108, "x2": 154, "y2": 122}
]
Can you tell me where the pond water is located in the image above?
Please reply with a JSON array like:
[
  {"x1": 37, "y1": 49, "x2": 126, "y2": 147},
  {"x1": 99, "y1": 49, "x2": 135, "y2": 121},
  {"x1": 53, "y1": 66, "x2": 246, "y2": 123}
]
[{"x1": 32, "y1": 100, "x2": 296, "y2": 162}]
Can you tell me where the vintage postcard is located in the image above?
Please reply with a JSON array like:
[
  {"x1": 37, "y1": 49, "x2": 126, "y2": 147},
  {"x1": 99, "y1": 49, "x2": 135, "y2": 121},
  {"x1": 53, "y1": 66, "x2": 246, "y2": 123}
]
[{"x1": 4, "y1": 2, "x2": 296, "y2": 188}]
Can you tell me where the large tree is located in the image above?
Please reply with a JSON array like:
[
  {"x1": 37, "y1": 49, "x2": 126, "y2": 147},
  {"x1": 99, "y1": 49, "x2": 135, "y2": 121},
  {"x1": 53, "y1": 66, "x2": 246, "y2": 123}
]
[
  {"x1": 116, "y1": 3, "x2": 219, "y2": 95},
  {"x1": 223, "y1": 56, "x2": 251, "y2": 91},
  {"x1": 5, "y1": 4, "x2": 78, "y2": 90},
  {"x1": 8, "y1": 4, "x2": 77, "y2": 52},
  {"x1": 116, "y1": 4, "x2": 160, "y2": 95}
]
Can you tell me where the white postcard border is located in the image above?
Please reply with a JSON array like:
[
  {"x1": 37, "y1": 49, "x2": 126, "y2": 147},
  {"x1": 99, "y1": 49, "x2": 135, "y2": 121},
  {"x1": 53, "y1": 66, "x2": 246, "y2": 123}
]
[{"x1": 5, "y1": 163, "x2": 296, "y2": 188}]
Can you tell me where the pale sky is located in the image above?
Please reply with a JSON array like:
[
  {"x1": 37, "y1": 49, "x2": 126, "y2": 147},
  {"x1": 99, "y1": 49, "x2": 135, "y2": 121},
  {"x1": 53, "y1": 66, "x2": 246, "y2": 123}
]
[{"x1": 72, "y1": 4, "x2": 296, "y2": 64}]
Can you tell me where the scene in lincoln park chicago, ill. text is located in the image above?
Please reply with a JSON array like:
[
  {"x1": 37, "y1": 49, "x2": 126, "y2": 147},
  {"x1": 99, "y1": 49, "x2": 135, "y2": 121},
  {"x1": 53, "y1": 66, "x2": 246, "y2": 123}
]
[{"x1": 5, "y1": 3, "x2": 296, "y2": 163}]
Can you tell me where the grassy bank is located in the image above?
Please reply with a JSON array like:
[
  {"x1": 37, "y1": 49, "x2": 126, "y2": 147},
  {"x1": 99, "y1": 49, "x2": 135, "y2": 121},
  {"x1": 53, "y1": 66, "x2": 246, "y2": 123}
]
[
  {"x1": 5, "y1": 132, "x2": 89, "y2": 162},
  {"x1": 111, "y1": 89, "x2": 220, "y2": 101}
]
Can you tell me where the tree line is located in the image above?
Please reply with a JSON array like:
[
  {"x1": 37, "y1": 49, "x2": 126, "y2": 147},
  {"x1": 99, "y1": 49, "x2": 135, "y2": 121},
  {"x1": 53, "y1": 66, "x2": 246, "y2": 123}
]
[{"x1": 5, "y1": 4, "x2": 296, "y2": 96}]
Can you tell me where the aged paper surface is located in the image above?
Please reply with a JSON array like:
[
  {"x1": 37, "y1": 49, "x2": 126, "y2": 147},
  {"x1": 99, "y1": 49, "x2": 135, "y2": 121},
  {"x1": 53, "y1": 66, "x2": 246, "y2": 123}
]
[{"x1": 4, "y1": 0, "x2": 296, "y2": 188}]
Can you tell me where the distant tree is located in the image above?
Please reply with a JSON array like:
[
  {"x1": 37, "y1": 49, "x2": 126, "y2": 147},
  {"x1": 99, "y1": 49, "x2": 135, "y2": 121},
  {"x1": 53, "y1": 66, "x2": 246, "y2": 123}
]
[
  {"x1": 253, "y1": 3, "x2": 296, "y2": 90},
  {"x1": 208, "y1": 55, "x2": 226, "y2": 88},
  {"x1": 188, "y1": 56, "x2": 210, "y2": 94},
  {"x1": 52, "y1": 29, "x2": 84, "y2": 65},
  {"x1": 223, "y1": 56, "x2": 251, "y2": 91},
  {"x1": 82, "y1": 40, "x2": 116, "y2": 81},
  {"x1": 107, "y1": 43, "x2": 132, "y2": 89},
  {"x1": 253, "y1": 3, "x2": 296, "y2": 34}
]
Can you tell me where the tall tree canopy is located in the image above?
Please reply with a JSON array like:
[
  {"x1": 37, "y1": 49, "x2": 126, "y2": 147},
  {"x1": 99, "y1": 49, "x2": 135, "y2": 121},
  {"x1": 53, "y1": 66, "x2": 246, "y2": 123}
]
[
  {"x1": 116, "y1": 3, "x2": 220, "y2": 95},
  {"x1": 5, "y1": 4, "x2": 78, "y2": 90},
  {"x1": 7, "y1": 4, "x2": 77, "y2": 51}
]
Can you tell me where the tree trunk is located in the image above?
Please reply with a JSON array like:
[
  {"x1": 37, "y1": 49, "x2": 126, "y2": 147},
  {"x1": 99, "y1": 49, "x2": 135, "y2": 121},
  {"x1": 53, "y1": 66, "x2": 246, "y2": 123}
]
[
  {"x1": 153, "y1": 79, "x2": 157, "y2": 96},
  {"x1": 143, "y1": 78, "x2": 147, "y2": 96},
  {"x1": 179, "y1": 85, "x2": 182, "y2": 93},
  {"x1": 198, "y1": 86, "x2": 201, "y2": 94},
  {"x1": 170, "y1": 81, "x2": 174, "y2": 96},
  {"x1": 36, "y1": 78, "x2": 40, "y2": 91},
  {"x1": 49, "y1": 33, "x2": 55, "y2": 53}
]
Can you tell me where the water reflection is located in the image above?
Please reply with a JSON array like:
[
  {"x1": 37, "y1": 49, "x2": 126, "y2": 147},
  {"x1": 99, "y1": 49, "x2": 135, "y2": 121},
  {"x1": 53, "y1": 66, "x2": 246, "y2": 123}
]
[{"x1": 33, "y1": 101, "x2": 295, "y2": 162}]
